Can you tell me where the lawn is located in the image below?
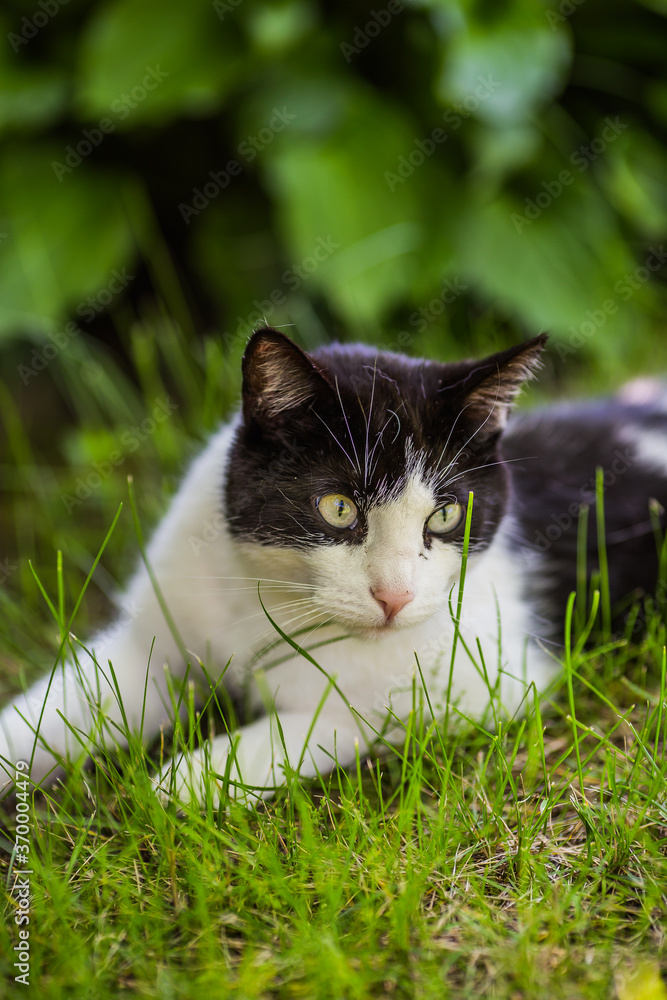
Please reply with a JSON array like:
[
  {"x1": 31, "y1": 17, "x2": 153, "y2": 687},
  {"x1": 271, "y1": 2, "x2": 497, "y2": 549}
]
[{"x1": 1, "y1": 325, "x2": 666, "y2": 999}]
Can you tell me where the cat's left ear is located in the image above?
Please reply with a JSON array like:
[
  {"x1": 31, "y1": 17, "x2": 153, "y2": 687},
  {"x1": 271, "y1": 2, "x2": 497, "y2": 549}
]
[
  {"x1": 451, "y1": 335, "x2": 548, "y2": 437},
  {"x1": 241, "y1": 327, "x2": 333, "y2": 428}
]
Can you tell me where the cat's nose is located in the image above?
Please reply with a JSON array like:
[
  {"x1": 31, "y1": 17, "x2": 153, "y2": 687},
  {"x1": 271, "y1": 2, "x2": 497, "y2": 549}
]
[{"x1": 371, "y1": 588, "x2": 416, "y2": 622}]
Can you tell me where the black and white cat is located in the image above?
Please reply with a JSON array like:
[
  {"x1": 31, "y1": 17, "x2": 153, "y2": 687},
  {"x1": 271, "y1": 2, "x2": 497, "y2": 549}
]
[{"x1": 1, "y1": 329, "x2": 665, "y2": 803}]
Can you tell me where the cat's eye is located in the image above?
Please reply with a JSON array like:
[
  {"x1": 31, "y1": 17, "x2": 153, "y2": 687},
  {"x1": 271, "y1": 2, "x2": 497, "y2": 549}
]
[
  {"x1": 317, "y1": 494, "x2": 358, "y2": 529},
  {"x1": 426, "y1": 503, "x2": 463, "y2": 535}
]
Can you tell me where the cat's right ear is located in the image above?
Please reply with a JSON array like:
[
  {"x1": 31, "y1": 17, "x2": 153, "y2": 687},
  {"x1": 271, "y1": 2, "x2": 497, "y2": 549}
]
[{"x1": 241, "y1": 328, "x2": 332, "y2": 429}]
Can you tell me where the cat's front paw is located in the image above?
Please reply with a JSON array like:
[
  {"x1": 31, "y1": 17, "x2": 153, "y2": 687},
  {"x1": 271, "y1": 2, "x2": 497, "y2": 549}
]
[
  {"x1": 152, "y1": 748, "x2": 247, "y2": 809},
  {"x1": 153, "y1": 750, "x2": 205, "y2": 806},
  {"x1": 152, "y1": 735, "x2": 277, "y2": 809}
]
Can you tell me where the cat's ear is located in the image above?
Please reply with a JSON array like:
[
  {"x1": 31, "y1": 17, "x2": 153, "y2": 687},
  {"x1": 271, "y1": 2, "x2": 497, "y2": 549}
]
[
  {"x1": 449, "y1": 335, "x2": 547, "y2": 437},
  {"x1": 242, "y1": 327, "x2": 333, "y2": 427}
]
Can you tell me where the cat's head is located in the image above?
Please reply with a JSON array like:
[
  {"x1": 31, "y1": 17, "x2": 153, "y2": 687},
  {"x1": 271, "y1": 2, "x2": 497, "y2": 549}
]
[{"x1": 225, "y1": 328, "x2": 546, "y2": 635}]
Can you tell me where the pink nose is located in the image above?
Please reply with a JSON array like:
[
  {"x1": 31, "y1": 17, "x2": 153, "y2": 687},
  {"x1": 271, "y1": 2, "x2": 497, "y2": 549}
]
[{"x1": 371, "y1": 588, "x2": 415, "y2": 622}]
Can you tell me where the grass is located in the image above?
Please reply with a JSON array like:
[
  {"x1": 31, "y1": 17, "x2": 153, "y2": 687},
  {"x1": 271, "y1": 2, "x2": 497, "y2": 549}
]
[{"x1": 1, "y1": 316, "x2": 666, "y2": 999}]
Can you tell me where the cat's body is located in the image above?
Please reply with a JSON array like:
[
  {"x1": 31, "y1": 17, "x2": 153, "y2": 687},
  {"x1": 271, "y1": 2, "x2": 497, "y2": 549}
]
[{"x1": 1, "y1": 330, "x2": 666, "y2": 803}]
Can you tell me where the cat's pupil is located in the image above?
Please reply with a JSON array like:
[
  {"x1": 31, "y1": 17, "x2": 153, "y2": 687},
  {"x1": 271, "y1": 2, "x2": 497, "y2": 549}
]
[{"x1": 317, "y1": 493, "x2": 358, "y2": 529}]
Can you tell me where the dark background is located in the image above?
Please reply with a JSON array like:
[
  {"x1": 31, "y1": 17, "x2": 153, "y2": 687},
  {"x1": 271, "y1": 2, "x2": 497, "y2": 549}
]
[{"x1": 1, "y1": 0, "x2": 667, "y2": 667}]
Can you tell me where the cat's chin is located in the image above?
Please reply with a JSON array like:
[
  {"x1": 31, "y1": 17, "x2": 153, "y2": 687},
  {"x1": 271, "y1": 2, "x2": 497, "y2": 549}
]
[
  {"x1": 360, "y1": 624, "x2": 409, "y2": 639},
  {"x1": 340, "y1": 615, "x2": 427, "y2": 639}
]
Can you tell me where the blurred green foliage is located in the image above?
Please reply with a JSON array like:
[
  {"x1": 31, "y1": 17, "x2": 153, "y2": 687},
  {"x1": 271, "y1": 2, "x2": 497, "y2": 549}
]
[{"x1": 0, "y1": 0, "x2": 665, "y2": 372}]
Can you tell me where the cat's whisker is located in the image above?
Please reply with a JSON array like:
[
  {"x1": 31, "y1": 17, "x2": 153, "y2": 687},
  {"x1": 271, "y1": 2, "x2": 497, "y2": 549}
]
[
  {"x1": 179, "y1": 585, "x2": 319, "y2": 598},
  {"x1": 434, "y1": 400, "x2": 498, "y2": 482},
  {"x1": 298, "y1": 612, "x2": 340, "y2": 645},
  {"x1": 438, "y1": 370, "x2": 520, "y2": 479},
  {"x1": 363, "y1": 356, "x2": 379, "y2": 489},
  {"x1": 223, "y1": 599, "x2": 318, "y2": 630},
  {"x1": 273, "y1": 605, "x2": 330, "y2": 631},
  {"x1": 367, "y1": 409, "x2": 402, "y2": 484},
  {"x1": 436, "y1": 372, "x2": 521, "y2": 484},
  {"x1": 182, "y1": 582, "x2": 318, "y2": 592},
  {"x1": 433, "y1": 400, "x2": 474, "y2": 476},
  {"x1": 334, "y1": 375, "x2": 362, "y2": 475},
  {"x1": 232, "y1": 602, "x2": 325, "y2": 639},
  {"x1": 250, "y1": 608, "x2": 331, "y2": 650},
  {"x1": 277, "y1": 488, "x2": 310, "y2": 515},
  {"x1": 386, "y1": 408, "x2": 402, "y2": 445},
  {"x1": 171, "y1": 590, "x2": 312, "y2": 611},
  {"x1": 283, "y1": 511, "x2": 322, "y2": 538},
  {"x1": 438, "y1": 455, "x2": 536, "y2": 491},
  {"x1": 312, "y1": 409, "x2": 358, "y2": 473},
  {"x1": 181, "y1": 575, "x2": 318, "y2": 589}
]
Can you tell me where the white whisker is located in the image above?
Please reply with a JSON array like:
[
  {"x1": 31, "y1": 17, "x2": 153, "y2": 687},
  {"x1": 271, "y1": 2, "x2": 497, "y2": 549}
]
[
  {"x1": 439, "y1": 455, "x2": 535, "y2": 491},
  {"x1": 334, "y1": 375, "x2": 361, "y2": 475},
  {"x1": 435, "y1": 399, "x2": 497, "y2": 481},
  {"x1": 312, "y1": 409, "x2": 358, "y2": 473},
  {"x1": 224, "y1": 598, "x2": 317, "y2": 630},
  {"x1": 182, "y1": 576, "x2": 318, "y2": 589},
  {"x1": 363, "y1": 357, "x2": 379, "y2": 488}
]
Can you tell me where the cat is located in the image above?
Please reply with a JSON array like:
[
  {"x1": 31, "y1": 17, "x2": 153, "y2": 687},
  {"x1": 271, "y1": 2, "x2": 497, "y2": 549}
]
[{"x1": 1, "y1": 328, "x2": 665, "y2": 805}]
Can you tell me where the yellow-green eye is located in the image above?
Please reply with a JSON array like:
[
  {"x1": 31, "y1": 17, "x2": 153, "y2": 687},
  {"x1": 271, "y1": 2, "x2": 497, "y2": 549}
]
[
  {"x1": 317, "y1": 494, "x2": 358, "y2": 529},
  {"x1": 426, "y1": 503, "x2": 463, "y2": 535}
]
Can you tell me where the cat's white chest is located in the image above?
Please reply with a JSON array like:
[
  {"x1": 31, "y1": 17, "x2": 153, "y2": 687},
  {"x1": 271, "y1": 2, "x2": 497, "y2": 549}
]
[
  {"x1": 238, "y1": 529, "x2": 553, "y2": 738},
  {"x1": 131, "y1": 420, "x2": 554, "y2": 732}
]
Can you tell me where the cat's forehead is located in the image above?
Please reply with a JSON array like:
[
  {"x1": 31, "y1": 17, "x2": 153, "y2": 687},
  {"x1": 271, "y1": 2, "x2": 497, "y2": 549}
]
[
  {"x1": 309, "y1": 352, "x2": 443, "y2": 440},
  {"x1": 312, "y1": 344, "x2": 445, "y2": 403},
  {"x1": 239, "y1": 351, "x2": 462, "y2": 506},
  {"x1": 289, "y1": 406, "x2": 455, "y2": 509}
]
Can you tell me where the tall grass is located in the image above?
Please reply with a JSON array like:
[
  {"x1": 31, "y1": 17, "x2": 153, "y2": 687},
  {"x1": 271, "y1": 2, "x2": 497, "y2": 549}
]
[{"x1": 1, "y1": 311, "x2": 666, "y2": 998}]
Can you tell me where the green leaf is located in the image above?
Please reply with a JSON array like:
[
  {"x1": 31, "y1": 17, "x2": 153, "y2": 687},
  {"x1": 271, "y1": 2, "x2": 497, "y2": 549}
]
[
  {"x1": 603, "y1": 128, "x2": 667, "y2": 238},
  {"x1": 245, "y1": 0, "x2": 317, "y2": 55},
  {"x1": 0, "y1": 56, "x2": 68, "y2": 135},
  {"x1": 265, "y1": 86, "x2": 424, "y2": 325},
  {"x1": 458, "y1": 184, "x2": 644, "y2": 340},
  {"x1": 0, "y1": 145, "x2": 136, "y2": 336},
  {"x1": 438, "y1": 23, "x2": 572, "y2": 125},
  {"x1": 77, "y1": 0, "x2": 242, "y2": 126}
]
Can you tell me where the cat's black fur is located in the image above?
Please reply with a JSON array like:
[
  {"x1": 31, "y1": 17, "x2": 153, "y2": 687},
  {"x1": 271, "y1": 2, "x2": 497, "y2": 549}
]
[
  {"x1": 225, "y1": 333, "x2": 544, "y2": 555},
  {"x1": 229, "y1": 329, "x2": 667, "y2": 639},
  {"x1": 505, "y1": 400, "x2": 667, "y2": 633}
]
